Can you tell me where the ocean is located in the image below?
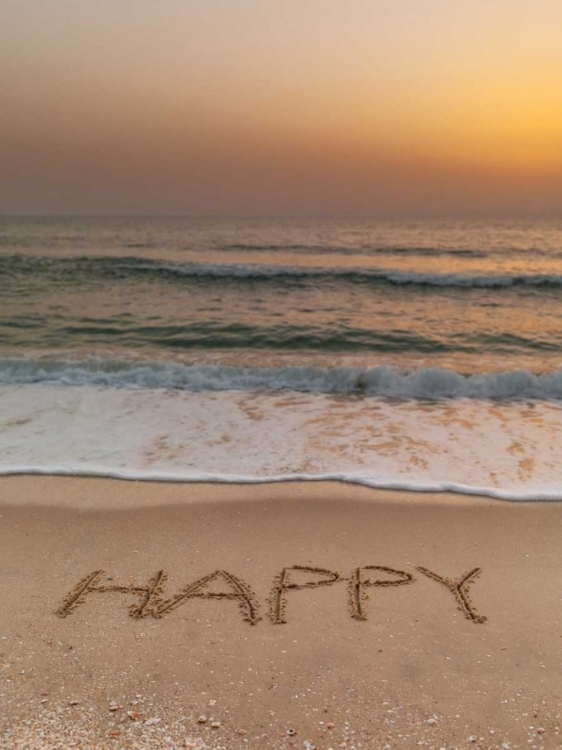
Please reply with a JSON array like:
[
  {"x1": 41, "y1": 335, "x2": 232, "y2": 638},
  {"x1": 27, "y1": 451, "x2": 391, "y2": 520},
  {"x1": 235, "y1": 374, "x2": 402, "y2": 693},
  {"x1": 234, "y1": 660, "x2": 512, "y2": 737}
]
[{"x1": 1, "y1": 215, "x2": 562, "y2": 499}]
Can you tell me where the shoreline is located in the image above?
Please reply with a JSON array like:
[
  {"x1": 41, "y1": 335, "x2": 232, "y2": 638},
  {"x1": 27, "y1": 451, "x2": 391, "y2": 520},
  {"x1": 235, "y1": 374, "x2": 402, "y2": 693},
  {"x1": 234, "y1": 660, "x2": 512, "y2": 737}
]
[
  {"x1": 1, "y1": 472, "x2": 560, "y2": 505},
  {"x1": 2, "y1": 475, "x2": 562, "y2": 747}
]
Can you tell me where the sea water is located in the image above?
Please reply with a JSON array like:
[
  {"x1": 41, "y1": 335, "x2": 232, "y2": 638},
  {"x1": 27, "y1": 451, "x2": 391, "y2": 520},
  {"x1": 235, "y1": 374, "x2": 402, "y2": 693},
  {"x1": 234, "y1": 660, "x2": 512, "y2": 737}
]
[{"x1": 2, "y1": 216, "x2": 562, "y2": 499}]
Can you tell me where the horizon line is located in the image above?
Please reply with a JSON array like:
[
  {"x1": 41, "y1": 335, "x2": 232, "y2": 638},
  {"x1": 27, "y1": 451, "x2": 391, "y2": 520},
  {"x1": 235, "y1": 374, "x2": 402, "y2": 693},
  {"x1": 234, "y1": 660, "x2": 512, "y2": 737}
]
[{"x1": 2, "y1": 213, "x2": 562, "y2": 222}]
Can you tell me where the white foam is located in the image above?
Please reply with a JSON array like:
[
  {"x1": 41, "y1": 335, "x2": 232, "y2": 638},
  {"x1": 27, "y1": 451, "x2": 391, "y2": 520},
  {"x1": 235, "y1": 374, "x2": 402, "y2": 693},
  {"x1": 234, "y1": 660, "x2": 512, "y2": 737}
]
[
  {"x1": 2, "y1": 360, "x2": 562, "y2": 400},
  {"x1": 141, "y1": 261, "x2": 562, "y2": 288},
  {"x1": 2, "y1": 465, "x2": 562, "y2": 501},
  {"x1": 1, "y1": 384, "x2": 562, "y2": 502}
]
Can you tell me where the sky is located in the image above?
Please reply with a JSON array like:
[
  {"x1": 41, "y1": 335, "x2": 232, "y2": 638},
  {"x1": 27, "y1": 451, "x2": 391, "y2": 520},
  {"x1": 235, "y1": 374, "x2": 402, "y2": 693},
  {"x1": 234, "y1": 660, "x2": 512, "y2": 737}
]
[{"x1": 1, "y1": 0, "x2": 561, "y2": 217}]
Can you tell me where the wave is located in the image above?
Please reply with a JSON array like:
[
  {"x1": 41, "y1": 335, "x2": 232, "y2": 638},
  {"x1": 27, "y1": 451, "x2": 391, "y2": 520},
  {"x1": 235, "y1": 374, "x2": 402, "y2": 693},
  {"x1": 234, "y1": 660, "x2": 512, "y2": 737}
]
[
  {"x1": 152, "y1": 265, "x2": 562, "y2": 289},
  {"x1": 3, "y1": 359, "x2": 562, "y2": 400},
  {"x1": 225, "y1": 243, "x2": 562, "y2": 261},
  {"x1": 225, "y1": 243, "x2": 487, "y2": 258},
  {"x1": 1, "y1": 465, "x2": 560, "y2": 502},
  {"x1": 4, "y1": 254, "x2": 562, "y2": 289},
  {"x1": 3, "y1": 321, "x2": 556, "y2": 353},
  {"x1": 0, "y1": 320, "x2": 452, "y2": 352}
]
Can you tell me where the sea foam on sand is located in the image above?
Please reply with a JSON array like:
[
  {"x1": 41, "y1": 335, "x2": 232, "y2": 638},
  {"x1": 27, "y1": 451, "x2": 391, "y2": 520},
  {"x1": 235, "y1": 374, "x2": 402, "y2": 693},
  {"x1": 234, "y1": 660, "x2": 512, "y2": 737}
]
[{"x1": 1, "y1": 383, "x2": 562, "y2": 500}]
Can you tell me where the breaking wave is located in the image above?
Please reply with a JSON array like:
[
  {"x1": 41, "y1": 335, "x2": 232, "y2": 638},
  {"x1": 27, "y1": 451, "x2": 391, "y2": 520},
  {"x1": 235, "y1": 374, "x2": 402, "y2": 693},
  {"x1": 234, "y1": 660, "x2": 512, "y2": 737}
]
[
  {"x1": 3, "y1": 359, "x2": 562, "y2": 400},
  {"x1": 4, "y1": 254, "x2": 562, "y2": 289}
]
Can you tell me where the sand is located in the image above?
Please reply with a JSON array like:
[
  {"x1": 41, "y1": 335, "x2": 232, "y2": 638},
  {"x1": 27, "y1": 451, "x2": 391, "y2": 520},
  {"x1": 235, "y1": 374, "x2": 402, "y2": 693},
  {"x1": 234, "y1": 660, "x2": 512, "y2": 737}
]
[{"x1": 1, "y1": 477, "x2": 562, "y2": 749}]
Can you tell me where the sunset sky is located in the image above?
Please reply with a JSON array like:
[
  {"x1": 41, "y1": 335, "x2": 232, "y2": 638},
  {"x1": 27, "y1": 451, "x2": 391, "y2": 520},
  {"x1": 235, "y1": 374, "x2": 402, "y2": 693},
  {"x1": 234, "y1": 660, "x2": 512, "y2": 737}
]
[{"x1": 1, "y1": 0, "x2": 561, "y2": 217}]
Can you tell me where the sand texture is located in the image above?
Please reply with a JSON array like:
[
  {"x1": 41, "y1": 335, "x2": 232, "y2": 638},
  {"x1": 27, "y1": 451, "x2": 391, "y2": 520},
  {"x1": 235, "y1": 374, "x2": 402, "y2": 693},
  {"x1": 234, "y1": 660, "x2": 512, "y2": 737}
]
[{"x1": 1, "y1": 477, "x2": 562, "y2": 749}]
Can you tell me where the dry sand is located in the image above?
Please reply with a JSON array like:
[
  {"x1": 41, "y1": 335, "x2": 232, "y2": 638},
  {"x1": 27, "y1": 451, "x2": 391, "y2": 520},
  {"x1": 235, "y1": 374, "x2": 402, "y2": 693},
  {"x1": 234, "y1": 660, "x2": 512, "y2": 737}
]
[{"x1": 1, "y1": 477, "x2": 562, "y2": 749}]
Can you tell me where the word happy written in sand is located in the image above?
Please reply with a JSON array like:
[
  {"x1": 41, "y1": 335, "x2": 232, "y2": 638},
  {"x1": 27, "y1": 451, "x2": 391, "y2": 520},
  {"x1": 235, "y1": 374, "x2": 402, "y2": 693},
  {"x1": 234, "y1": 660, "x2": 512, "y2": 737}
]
[{"x1": 56, "y1": 565, "x2": 487, "y2": 625}]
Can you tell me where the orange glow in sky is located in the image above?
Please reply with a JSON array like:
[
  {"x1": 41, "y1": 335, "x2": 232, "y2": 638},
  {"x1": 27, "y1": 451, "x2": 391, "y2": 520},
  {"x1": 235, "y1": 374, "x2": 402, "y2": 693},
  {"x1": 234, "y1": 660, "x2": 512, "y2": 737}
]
[{"x1": 1, "y1": 1, "x2": 561, "y2": 216}]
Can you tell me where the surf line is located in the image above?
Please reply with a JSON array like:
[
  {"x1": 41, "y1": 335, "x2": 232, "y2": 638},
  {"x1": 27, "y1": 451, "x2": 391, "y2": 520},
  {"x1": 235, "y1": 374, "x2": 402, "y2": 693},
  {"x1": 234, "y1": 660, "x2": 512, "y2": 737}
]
[{"x1": 56, "y1": 564, "x2": 487, "y2": 625}]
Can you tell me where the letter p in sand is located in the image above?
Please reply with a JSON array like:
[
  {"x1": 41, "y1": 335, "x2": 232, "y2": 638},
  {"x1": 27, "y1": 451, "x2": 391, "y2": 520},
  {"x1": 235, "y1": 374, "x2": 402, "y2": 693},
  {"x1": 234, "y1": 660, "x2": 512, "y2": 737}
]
[
  {"x1": 348, "y1": 566, "x2": 414, "y2": 621},
  {"x1": 268, "y1": 566, "x2": 341, "y2": 624}
]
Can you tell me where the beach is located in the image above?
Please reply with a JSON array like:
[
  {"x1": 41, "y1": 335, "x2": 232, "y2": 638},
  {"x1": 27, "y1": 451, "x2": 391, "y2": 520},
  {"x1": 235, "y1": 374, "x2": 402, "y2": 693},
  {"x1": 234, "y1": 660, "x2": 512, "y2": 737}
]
[
  {"x1": 3, "y1": 0, "x2": 562, "y2": 745},
  {"x1": 1, "y1": 477, "x2": 561, "y2": 749},
  {"x1": 2, "y1": 217, "x2": 562, "y2": 748}
]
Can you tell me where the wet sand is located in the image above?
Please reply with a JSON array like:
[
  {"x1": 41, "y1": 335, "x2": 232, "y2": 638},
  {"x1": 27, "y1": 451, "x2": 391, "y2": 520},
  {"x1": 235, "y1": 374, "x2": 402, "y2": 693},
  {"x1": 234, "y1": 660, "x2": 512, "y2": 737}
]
[{"x1": 1, "y1": 477, "x2": 562, "y2": 749}]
